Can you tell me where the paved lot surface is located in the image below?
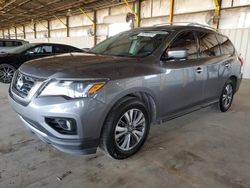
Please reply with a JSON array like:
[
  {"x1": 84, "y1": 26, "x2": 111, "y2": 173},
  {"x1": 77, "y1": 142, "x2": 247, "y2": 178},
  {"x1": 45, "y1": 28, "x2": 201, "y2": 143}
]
[{"x1": 0, "y1": 80, "x2": 250, "y2": 188}]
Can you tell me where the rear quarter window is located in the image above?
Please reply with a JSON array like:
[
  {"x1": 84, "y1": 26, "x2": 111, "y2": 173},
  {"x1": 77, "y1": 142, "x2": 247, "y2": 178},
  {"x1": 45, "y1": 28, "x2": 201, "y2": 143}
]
[
  {"x1": 198, "y1": 32, "x2": 221, "y2": 57},
  {"x1": 17, "y1": 42, "x2": 23, "y2": 46},
  {"x1": 216, "y1": 34, "x2": 235, "y2": 55},
  {"x1": 54, "y1": 45, "x2": 69, "y2": 53}
]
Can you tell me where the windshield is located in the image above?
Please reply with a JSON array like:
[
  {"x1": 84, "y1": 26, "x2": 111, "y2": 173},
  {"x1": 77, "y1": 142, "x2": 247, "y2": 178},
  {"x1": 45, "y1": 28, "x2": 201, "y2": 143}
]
[
  {"x1": 89, "y1": 30, "x2": 170, "y2": 57},
  {"x1": 8, "y1": 43, "x2": 36, "y2": 54}
]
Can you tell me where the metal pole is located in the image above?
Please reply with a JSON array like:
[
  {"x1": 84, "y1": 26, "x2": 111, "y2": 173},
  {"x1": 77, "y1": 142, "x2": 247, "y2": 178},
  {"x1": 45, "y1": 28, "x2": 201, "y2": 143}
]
[
  {"x1": 213, "y1": 0, "x2": 221, "y2": 29},
  {"x1": 169, "y1": 0, "x2": 175, "y2": 23},
  {"x1": 8, "y1": 28, "x2": 10, "y2": 39},
  {"x1": 34, "y1": 23, "x2": 37, "y2": 39},
  {"x1": 14, "y1": 27, "x2": 17, "y2": 39},
  {"x1": 47, "y1": 20, "x2": 50, "y2": 38},
  {"x1": 66, "y1": 16, "x2": 70, "y2": 37},
  {"x1": 93, "y1": 10, "x2": 97, "y2": 45},
  {"x1": 23, "y1": 25, "x2": 26, "y2": 39},
  {"x1": 136, "y1": 0, "x2": 141, "y2": 27}
]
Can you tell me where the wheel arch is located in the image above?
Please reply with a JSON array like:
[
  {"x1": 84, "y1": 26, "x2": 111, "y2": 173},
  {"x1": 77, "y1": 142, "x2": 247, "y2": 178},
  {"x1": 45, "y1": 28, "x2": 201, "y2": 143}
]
[
  {"x1": 229, "y1": 75, "x2": 237, "y2": 92},
  {"x1": 98, "y1": 88, "x2": 159, "y2": 139}
]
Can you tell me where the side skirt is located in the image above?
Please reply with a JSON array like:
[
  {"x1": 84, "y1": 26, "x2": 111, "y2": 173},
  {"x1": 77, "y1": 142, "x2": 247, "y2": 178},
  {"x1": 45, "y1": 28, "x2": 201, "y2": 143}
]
[{"x1": 156, "y1": 99, "x2": 219, "y2": 125}]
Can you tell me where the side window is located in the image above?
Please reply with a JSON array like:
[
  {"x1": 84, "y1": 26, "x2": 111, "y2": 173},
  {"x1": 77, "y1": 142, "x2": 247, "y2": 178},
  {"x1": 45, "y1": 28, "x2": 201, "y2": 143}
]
[
  {"x1": 12, "y1": 41, "x2": 19, "y2": 46},
  {"x1": 168, "y1": 31, "x2": 198, "y2": 60},
  {"x1": 26, "y1": 45, "x2": 53, "y2": 54},
  {"x1": 68, "y1": 47, "x2": 81, "y2": 52},
  {"x1": 198, "y1": 32, "x2": 221, "y2": 57},
  {"x1": 0, "y1": 41, "x2": 4, "y2": 47},
  {"x1": 216, "y1": 34, "x2": 235, "y2": 55},
  {"x1": 5, "y1": 41, "x2": 14, "y2": 47},
  {"x1": 40, "y1": 45, "x2": 53, "y2": 54},
  {"x1": 26, "y1": 46, "x2": 42, "y2": 54},
  {"x1": 54, "y1": 45, "x2": 69, "y2": 53},
  {"x1": 17, "y1": 42, "x2": 23, "y2": 46}
]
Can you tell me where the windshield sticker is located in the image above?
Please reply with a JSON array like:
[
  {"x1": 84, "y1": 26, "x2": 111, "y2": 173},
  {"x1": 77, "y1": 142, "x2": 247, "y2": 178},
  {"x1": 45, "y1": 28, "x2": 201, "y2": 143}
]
[{"x1": 138, "y1": 33, "x2": 157, "y2": 38}]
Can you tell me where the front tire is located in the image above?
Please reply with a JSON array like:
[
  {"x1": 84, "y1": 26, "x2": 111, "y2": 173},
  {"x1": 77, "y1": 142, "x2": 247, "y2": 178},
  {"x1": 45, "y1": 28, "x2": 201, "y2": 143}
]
[
  {"x1": 100, "y1": 97, "x2": 150, "y2": 159},
  {"x1": 219, "y1": 79, "x2": 234, "y2": 112},
  {"x1": 0, "y1": 64, "x2": 16, "y2": 83}
]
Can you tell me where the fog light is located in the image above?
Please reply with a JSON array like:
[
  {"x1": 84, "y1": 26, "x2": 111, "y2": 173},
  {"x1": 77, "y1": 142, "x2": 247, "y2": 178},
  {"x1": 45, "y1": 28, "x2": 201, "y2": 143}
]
[
  {"x1": 56, "y1": 119, "x2": 73, "y2": 131},
  {"x1": 45, "y1": 117, "x2": 77, "y2": 135}
]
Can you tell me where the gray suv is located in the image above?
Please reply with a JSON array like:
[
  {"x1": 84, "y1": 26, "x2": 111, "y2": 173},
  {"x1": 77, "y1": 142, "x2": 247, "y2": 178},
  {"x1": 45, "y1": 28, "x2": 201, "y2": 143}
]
[{"x1": 9, "y1": 25, "x2": 243, "y2": 159}]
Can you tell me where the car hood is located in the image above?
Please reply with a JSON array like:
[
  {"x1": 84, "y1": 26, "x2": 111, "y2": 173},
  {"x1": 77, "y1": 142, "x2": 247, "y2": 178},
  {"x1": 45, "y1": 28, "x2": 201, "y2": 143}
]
[{"x1": 19, "y1": 53, "x2": 159, "y2": 80}]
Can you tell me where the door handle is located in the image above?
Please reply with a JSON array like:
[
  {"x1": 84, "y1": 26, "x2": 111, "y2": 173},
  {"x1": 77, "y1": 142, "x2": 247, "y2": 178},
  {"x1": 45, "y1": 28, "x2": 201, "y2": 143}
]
[{"x1": 196, "y1": 67, "x2": 203, "y2": 73}]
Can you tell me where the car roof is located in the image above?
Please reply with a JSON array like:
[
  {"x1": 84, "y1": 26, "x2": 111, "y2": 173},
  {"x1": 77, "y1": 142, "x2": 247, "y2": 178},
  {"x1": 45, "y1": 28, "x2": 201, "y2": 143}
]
[
  {"x1": 0, "y1": 38, "x2": 27, "y2": 42},
  {"x1": 29, "y1": 43, "x2": 77, "y2": 47},
  {"x1": 138, "y1": 24, "x2": 221, "y2": 35}
]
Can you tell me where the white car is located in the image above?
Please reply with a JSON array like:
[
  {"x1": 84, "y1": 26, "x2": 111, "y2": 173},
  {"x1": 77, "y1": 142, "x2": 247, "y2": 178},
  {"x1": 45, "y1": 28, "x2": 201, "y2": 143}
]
[{"x1": 0, "y1": 39, "x2": 28, "y2": 53}]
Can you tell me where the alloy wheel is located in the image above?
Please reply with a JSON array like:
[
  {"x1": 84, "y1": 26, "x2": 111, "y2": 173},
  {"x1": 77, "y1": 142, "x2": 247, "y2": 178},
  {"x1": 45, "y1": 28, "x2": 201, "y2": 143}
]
[
  {"x1": 115, "y1": 108, "x2": 146, "y2": 151},
  {"x1": 0, "y1": 65, "x2": 15, "y2": 83},
  {"x1": 222, "y1": 83, "x2": 233, "y2": 108}
]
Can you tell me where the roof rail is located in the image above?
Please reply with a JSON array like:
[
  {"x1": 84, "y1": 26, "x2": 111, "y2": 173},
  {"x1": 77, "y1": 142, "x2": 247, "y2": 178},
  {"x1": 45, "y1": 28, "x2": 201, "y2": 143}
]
[{"x1": 154, "y1": 22, "x2": 218, "y2": 31}]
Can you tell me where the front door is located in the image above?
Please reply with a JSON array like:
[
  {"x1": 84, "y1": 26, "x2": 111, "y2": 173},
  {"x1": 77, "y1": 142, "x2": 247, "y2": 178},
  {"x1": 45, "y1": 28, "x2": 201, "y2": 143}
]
[
  {"x1": 20, "y1": 45, "x2": 54, "y2": 63},
  {"x1": 160, "y1": 31, "x2": 207, "y2": 117}
]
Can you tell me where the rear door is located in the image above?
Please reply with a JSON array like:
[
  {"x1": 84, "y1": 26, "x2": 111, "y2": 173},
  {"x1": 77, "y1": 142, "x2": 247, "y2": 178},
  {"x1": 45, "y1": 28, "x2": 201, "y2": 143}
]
[
  {"x1": 216, "y1": 34, "x2": 236, "y2": 83},
  {"x1": 160, "y1": 31, "x2": 207, "y2": 116},
  {"x1": 197, "y1": 32, "x2": 233, "y2": 101}
]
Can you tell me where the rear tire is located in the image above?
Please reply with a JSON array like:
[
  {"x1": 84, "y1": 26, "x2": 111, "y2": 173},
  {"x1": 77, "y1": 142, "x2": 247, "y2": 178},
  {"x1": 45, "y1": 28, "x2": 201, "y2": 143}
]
[
  {"x1": 0, "y1": 64, "x2": 16, "y2": 83},
  {"x1": 219, "y1": 79, "x2": 235, "y2": 112},
  {"x1": 100, "y1": 97, "x2": 150, "y2": 159}
]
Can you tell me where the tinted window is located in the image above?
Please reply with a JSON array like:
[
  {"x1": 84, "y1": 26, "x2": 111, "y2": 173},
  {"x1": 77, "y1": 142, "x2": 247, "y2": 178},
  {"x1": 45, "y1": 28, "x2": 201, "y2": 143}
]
[
  {"x1": 12, "y1": 41, "x2": 19, "y2": 46},
  {"x1": 2, "y1": 41, "x2": 22, "y2": 47},
  {"x1": 198, "y1": 32, "x2": 221, "y2": 57},
  {"x1": 216, "y1": 34, "x2": 235, "y2": 55},
  {"x1": 27, "y1": 45, "x2": 53, "y2": 54},
  {"x1": 168, "y1": 31, "x2": 198, "y2": 60},
  {"x1": 41, "y1": 46, "x2": 52, "y2": 53},
  {"x1": 54, "y1": 45, "x2": 69, "y2": 53},
  {"x1": 17, "y1": 42, "x2": 23, "y2": 46},
  {"x1": 5, "y1": 41, "x2": 14, "y2": 47},
  {"x1": 0, "y1": 41, "x2": 4, "y2": 47}
]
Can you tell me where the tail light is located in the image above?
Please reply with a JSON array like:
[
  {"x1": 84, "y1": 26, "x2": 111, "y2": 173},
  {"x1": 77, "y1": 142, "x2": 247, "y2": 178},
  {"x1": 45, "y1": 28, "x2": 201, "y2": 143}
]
[{"x1": 238, "y1": 55, "x2": 244, "y2": 65}]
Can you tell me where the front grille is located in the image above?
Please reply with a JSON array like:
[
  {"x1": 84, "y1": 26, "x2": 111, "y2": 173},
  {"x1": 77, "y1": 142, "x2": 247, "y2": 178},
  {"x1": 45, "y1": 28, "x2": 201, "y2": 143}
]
[{"x1": 12, "y1": 71, "x2": 38, "y2": 98}]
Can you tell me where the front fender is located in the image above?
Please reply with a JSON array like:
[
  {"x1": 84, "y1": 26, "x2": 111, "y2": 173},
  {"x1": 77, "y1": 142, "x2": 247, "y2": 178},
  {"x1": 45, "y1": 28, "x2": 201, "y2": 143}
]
[{"x1": 95, "y1": 76, "x2": 161, "y2": 138}]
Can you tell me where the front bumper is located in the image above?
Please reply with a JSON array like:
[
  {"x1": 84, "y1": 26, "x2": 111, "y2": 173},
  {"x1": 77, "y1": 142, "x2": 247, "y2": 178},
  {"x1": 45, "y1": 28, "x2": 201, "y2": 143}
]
[
  {"x1": 19, "y1": 115, "x2": 98, "y2": 154},
  {"x1": 9, "y1": 92, "x2": 107, "y2": 155}
]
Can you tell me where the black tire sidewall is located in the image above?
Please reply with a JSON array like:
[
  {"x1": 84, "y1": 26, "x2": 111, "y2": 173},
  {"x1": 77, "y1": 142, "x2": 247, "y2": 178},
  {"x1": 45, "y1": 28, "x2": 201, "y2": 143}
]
[
  {"x1": 105, "y1": 98, "x2": 150, "y2": 159},
  {"x1": 219, "y1": 80, "x2": 234, "y2": 112}
]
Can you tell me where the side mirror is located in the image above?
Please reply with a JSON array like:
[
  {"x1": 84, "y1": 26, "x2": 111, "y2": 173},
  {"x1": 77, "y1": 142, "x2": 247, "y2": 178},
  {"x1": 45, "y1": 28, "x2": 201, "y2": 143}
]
[{"x1": 167, "y1": 48, "x2": 188, "y2": 60}]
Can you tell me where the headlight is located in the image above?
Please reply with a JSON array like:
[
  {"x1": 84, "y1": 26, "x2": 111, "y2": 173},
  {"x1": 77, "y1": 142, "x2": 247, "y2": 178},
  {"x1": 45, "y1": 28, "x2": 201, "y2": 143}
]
[{"x1": 39, "y1": 80, "x2": 107, "y2": 99}]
